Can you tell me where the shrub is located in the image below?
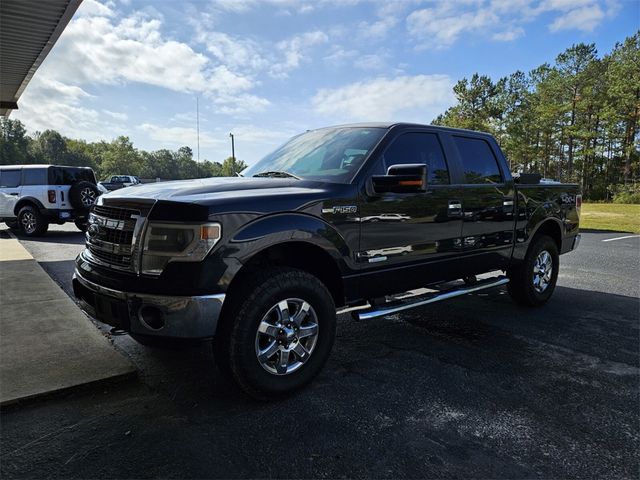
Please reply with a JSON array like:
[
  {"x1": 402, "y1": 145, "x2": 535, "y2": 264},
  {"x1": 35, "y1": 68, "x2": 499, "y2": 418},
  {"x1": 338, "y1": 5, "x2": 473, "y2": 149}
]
[{"x1": 611, "y1": 184, "x2": 640, "y2": 204}]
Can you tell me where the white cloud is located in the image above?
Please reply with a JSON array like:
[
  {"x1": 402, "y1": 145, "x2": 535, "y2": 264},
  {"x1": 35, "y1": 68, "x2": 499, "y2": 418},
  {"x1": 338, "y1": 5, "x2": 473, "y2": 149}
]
[
  {"x1": 548, "y1": 4, "x2": 604, "y2": 31},
  {"x1": 407, "y1": 5, "x2": 498, "y2": 48},
  {"x1": 13, "y1": 77, "x2": 118, "y2": 140},
  {"x1": 270, "y1": 31, "x2": 329, "y2": 78},
  {"x1": 492, "y1": 26, "x2": 525, "y2": 41},
  {"x1": 311, "y1": 75, "x2": 455, "y2": 122},
  {"x1": 406, "y1": 0, "x2": 618, "y2": 48},
  {"x1": 139, "y1": 123, "x2": 224, "y2": 148},
  {"x1": 354, "y1": 52, "x2": 388, "y2": 71}
]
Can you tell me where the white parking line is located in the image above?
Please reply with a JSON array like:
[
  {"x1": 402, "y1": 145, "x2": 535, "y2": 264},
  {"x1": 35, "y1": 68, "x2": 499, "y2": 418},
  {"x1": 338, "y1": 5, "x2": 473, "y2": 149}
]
[{"x1": 602, "y1": 235, "x2": 640, "y2": 242}]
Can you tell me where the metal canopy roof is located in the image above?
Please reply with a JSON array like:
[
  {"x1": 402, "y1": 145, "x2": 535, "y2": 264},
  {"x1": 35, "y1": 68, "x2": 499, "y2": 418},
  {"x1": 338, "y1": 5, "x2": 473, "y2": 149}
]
[{"x1": 0, "y1": 0, "x2": 82, "y2": 116}]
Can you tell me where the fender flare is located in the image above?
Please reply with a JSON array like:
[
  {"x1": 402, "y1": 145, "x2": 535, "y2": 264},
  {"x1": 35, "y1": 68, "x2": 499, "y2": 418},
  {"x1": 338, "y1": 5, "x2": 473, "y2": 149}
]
[
  {"x1": 14, "y1": 197, "x2": 46, "y2": 215},
  {"x1": 229, "y1": 213, "x2": 351, "y2": 271}
]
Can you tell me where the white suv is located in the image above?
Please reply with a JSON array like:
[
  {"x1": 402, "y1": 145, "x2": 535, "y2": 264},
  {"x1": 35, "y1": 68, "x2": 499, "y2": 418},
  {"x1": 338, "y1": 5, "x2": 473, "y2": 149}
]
[{"x1": 0, "y1": 165, "x2": 100, "y2": 236}]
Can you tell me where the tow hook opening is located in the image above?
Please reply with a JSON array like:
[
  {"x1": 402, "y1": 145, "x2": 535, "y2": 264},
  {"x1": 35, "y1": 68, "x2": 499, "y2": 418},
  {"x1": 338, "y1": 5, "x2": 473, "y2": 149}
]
[{"x1": 139, "y1": 305, "x2": 165, "y2": 330}]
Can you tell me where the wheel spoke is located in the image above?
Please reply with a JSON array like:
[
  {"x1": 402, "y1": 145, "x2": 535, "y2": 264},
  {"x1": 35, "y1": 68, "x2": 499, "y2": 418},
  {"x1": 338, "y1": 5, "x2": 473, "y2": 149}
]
[
  {"x1": 276, "y1": 300, "x2": 290, "y2": 324},
  {"x1": 257, "y1": 341, "x2": 279, "y2": 363},
  {"x1": 276, "y1": 349, "x2": 290, "y2": 374},
  {"x1": 297, "y1": 323, "x2": 318, "y2": 339},
  {"x1": 292, "y1": 301, "x2": 310, "y2": 327},
  {"x1": 258, "y1": 320, "x2": 279, "y2": 338},
  {"x1": 292, "y1": 342, "x2": 310, "y2": 363}
]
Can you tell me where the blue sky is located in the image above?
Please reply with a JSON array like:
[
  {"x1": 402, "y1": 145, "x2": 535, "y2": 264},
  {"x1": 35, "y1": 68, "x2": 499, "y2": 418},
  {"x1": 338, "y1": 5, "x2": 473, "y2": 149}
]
[{"x1": 13, "y1": 0, "x2": 639, "y2": 165}]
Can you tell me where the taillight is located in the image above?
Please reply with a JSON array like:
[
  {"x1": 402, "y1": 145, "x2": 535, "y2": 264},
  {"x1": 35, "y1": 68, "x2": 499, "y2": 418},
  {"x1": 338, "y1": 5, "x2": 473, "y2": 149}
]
[
  {"x1": 48, "y1": 190, "x2": 56, "y2": 203},
  {"x1": 576, "y1": 194, "x2": 582, "y2": 215}
]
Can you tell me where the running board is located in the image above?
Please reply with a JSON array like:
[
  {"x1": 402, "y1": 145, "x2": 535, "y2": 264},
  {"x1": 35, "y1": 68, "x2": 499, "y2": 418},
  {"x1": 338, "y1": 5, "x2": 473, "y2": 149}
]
[{"x1": 355, "y1": 276, "x2": 509, "y2": 321}]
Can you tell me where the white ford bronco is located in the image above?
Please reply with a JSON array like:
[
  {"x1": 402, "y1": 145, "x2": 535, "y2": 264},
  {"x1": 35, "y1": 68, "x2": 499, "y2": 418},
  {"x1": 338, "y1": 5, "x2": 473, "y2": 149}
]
[{"x1": 0, "y1": 164, "x2": 100, "y2": 236}]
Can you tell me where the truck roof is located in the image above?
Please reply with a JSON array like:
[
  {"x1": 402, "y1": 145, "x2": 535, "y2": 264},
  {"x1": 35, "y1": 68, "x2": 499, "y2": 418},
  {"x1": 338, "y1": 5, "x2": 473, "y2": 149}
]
[{"x1": 323, "y1": 122, "x2": 495, "y2": 138}]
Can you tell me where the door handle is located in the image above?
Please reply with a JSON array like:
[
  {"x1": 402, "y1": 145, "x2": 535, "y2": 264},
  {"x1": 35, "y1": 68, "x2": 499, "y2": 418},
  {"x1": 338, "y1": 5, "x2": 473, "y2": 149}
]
[
  {"x1": 9, "y1": 193, "x2": 19, "y2": 196},
  {"x1": 448, "y1": 200, "x2": 463, "y2": 217}
]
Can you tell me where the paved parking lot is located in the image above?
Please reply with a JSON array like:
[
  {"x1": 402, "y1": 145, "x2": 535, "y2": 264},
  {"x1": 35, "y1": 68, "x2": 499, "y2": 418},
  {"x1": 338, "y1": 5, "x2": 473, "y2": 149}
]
[{"x1": 1, "y1": 225, "x2": 638, "y2": 479}]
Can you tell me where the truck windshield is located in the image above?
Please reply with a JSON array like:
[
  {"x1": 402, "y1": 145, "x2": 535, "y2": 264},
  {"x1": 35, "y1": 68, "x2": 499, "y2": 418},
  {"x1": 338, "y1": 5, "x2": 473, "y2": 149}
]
[{"x1": 243, "y1": 127, "x2": 386, "y2": 183}]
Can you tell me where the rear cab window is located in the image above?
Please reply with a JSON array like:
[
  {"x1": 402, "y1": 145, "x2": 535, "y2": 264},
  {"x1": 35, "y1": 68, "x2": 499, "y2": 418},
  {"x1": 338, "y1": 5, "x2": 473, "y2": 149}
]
[
  {"x1": 0, "y1": 169, "x2": 22, "y2": 188},
  {"x1": 453, "y1": 136, "x2": 503, "y2": 184}
]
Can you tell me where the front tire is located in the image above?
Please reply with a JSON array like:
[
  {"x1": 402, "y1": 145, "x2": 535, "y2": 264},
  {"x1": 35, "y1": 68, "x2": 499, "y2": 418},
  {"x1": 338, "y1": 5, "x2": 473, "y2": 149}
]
[
  {"x1": 214, "y1": 267, "x2": 336, "y2": 400},
  {"x1": 18, "y1": 205, "x2": 48, "y2": 236},
  {"x1": 507, "y1": 234, "x2": 559, "y2": 306}
]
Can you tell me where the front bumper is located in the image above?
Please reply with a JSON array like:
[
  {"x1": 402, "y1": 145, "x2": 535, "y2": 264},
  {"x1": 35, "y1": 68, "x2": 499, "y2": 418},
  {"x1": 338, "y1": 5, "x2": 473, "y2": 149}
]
[{"x1": 72, "y1": 269, "x2": 225, "y2": 339}]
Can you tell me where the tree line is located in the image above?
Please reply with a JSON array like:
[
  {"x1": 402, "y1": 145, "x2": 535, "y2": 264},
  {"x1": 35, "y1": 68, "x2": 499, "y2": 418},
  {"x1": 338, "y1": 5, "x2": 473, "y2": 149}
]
[
  {"x1": 433, "y1": 32, "x2": 639, "y2": 202},
  {"x1": 1, "y1": 33, "x2": 638, "y2": 200},
  {"x1": 0, "y1": 119, "x2": 246, "y2": 180}
]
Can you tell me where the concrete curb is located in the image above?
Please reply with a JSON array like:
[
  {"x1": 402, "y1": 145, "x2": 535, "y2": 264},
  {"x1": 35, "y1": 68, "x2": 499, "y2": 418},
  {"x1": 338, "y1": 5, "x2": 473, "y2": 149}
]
[{"x1": 0, "y1": 235, "x2": 136, "y2": 406}]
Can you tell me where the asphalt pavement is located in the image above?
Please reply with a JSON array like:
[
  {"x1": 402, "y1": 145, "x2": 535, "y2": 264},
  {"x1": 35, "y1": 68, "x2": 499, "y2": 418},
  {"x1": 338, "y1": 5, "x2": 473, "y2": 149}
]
[{"x1": 1, "y1": 225, "x2": 638, "y2": 479}]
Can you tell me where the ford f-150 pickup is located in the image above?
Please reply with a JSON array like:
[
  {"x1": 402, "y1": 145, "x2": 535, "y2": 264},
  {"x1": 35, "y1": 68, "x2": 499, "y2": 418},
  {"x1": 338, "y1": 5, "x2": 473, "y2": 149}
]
[{"x1": 73, "y1": 123, "x2": 581, "y2": 399}]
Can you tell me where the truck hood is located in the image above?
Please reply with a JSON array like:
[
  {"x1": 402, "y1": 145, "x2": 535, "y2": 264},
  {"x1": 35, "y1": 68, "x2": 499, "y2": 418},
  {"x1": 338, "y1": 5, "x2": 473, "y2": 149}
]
[
  {"x1": 97, "y1": 177, "x2": 351, "y2": 215},
  {"x1": 101, "y1": 177, "x2": 318, "y2": 201}
]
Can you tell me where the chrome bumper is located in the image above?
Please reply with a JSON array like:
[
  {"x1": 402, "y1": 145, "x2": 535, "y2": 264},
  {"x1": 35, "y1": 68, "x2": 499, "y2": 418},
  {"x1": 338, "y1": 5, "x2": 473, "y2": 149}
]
[{"x1": 72, "y1": 270, "x2": 225, "y2": 339}]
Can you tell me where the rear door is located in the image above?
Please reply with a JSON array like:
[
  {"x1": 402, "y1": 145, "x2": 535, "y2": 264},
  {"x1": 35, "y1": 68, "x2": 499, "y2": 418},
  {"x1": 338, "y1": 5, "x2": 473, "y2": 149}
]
[
  {"x1": 21, "y1": 167, "x2": 57, "y2": 209},
  {"x1": 357, "y1": 130, "x2": 463, "y2": 297},
  {"x1": 447, "y1": 134, "x2": 515, "y2": 272},
  {"x1": 0, "y1": 169, "x2": 22, "y2": 218}
]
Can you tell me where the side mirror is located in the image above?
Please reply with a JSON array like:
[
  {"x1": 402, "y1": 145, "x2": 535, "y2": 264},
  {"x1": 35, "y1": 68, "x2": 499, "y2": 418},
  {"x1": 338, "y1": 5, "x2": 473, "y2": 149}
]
[{"x1": 371, "y1": 164, "x2": 427, "y2": 194}]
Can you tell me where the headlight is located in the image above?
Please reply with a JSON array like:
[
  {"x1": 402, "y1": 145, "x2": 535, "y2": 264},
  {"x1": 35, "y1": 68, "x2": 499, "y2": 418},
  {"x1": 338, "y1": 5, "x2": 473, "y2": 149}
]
[{"x1": 141, "y1": 222, "x2": 222, "y2": 275}]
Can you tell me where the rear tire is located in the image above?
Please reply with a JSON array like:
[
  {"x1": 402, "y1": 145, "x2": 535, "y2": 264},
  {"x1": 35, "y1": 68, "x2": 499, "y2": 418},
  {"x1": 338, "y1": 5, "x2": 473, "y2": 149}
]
[
  {"x1": 214, "y1": 267, "x2": 336, "y2": 400},
  {"x1": 507, "y1": 234, "x2": 559, "y2": 307},
  {"x1": 18, "y1": 205, "x2": 48, "y2": 236}
]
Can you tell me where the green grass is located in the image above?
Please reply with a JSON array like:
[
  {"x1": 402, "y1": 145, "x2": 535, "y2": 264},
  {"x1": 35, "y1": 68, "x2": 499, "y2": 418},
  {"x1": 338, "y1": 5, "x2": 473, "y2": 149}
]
[{"x1": 581, "y1": 203, "x2": 640, "y2": 233}]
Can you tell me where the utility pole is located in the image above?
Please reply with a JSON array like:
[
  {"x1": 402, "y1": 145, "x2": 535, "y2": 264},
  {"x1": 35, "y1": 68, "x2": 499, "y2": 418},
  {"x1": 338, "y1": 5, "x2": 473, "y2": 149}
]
[
  {"x1": 229, "y1": 132, "x2": 235, "y2": 174},
  {"x1": 196, "y1": 96, "x2": 200, "y2": 177}
]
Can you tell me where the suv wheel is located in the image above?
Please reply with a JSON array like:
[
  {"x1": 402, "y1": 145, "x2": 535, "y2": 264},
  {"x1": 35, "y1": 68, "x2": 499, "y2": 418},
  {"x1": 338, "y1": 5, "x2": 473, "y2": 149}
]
[
  {"x1": 18, "y1": 205, "x2": 49, "y2": 236},
  {"x1": 214, "y1": 267, "x2": 336, "y2": 400},
  {"x1": 507, "y1": 234, "x2": 559, "y2": 306},
  {"x1": 74, "y1": 219, "x2": 88, "y2": 232},
  {"x1": 69, "y1": 181, "x2": 99, "y2": 210}
]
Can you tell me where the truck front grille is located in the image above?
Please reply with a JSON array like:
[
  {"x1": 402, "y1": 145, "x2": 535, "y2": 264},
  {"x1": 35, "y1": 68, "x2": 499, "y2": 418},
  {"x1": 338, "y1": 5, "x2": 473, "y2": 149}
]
[{"x1": 86, "y1": 204, "x2": 143, "y2": 272}]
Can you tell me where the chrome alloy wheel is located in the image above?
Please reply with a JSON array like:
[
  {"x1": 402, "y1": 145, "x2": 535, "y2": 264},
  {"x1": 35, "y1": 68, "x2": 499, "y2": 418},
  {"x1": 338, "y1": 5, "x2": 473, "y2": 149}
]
[
  {"x1": 20, "y1": 211, "x2": 36, "y2": 234},
  {"x1": 254, "y1": 298, "x2": 319, "y2": 375},
  {"x1": 533, "y1": 250, "x2": 553, "y2": 293},
  {"x1": 80, "y1": 187, "x2": 96, "y2": 207}
]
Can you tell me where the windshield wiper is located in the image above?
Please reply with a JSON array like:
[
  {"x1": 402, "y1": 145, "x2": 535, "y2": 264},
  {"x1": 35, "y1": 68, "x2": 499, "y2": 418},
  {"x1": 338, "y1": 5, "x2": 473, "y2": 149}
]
[{"x1": 252, "y1": 171, "x2": 301, "y2": 179}]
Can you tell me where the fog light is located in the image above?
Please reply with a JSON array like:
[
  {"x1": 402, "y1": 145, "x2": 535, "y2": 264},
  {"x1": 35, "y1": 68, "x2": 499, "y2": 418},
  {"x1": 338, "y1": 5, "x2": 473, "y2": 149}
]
[{"x1": 139, "y1": 306, "x2": 165, "y2": 330}]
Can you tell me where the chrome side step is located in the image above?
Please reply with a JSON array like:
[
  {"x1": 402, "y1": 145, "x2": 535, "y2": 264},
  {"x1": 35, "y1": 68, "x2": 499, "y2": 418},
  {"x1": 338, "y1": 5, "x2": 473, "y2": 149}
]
[{"x1": 355, "y1": 276, "x2": 509, "y2": 320}]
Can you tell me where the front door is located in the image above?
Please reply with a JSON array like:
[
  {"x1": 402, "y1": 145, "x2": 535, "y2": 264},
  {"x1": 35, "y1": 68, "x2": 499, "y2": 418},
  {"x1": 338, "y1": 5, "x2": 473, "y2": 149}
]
[{"x1": 357, "y1": 131, "x2": 463, "y2": 298}]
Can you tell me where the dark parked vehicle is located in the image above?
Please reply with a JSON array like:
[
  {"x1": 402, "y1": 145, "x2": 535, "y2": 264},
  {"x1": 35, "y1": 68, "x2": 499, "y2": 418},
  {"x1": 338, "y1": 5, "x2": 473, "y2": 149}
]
[
  {"x1": 73, "y1": 123, "x2": 581, "y2": 398},
  {"x1": 98, "y1": 175, "x2": 140, "y2": 192}
]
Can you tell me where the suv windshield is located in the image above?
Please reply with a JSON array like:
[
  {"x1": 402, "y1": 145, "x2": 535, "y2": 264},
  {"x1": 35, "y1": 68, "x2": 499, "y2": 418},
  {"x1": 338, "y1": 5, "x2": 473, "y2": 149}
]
[{"x1": 243, "y1": 127, "x2": 386, "y2": 183}]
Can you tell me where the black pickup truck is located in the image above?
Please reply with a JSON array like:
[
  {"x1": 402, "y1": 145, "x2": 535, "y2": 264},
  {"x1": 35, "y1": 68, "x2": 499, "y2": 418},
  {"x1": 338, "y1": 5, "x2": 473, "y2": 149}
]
[{"x1": 73, "y1": 123, "x2": 581, "y2": 398}]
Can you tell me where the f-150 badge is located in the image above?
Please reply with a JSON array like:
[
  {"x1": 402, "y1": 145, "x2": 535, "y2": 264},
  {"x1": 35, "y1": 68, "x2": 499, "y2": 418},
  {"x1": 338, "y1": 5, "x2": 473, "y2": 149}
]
[{"x1": 322, "y1": 205, "x2": 357, "y2": 214}]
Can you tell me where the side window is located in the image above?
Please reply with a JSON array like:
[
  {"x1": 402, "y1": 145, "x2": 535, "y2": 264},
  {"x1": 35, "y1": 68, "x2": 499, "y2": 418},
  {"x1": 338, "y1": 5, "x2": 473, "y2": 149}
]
[
  {"x1": 383, "y1": 132, "x2": 449, "y2": 185},
  {"x1": 23, "y1": 168, "x2": 47, "y2": 185},
  {"x1": 453, "y1": 136, "x2": 502, "y2": 184},
  {"x1": 0, "y1": 169, "x2": 22, "y2": 188}
]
